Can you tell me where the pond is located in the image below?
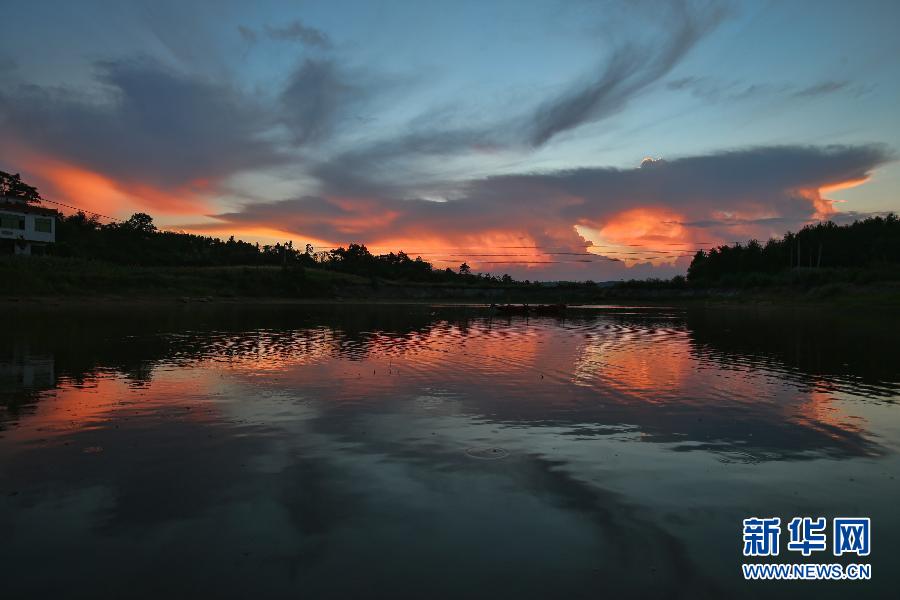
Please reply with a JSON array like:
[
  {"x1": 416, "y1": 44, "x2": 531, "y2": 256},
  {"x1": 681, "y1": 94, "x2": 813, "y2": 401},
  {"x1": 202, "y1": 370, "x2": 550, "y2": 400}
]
[{"x1": 1, "y1": 303, "x2": 898, "y2": 598}]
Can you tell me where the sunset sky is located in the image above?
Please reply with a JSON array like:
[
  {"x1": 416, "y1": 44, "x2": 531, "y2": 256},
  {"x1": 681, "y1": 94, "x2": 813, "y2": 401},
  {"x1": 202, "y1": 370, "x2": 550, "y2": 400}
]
[{"x1": 1, "y1": 0, "x2": 898, "y2": 279}]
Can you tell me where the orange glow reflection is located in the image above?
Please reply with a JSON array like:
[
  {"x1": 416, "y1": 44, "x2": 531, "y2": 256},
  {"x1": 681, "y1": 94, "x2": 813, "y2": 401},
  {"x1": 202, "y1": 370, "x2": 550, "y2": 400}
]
[
  {"x1": 573, "y1": 329, "x2": 691, "y2": 401},
  {"x1": 3, "y1": 373, "x2": 221, "y2": 446}
]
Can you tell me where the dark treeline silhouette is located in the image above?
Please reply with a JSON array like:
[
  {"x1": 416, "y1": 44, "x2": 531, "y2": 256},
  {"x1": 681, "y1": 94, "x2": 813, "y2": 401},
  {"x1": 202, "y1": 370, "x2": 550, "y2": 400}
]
[
  {"x1": 50, "y1": 210, "x2": 900, "y2": 291},
  {"x1": 52, "y1": 211, "x2": 521, "y2": 285},
  {"x1": 686, "y1": 215, "x2": 900, "y2": 285},
  {"x1": 56, "y1": 212, "x2": 307, "y2": 268},
  {"x1": 328, "y1": 243, "x2": 458, "y2": 283}
]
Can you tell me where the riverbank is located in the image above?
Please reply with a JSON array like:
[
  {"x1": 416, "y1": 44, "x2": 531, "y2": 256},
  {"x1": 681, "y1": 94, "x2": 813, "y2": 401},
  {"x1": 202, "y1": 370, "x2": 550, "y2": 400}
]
[
  {"x1": 3, "y1": 285, "x2": 899, "y2": 311},
  {"x1": 3, "y1": 256, "x2": 899, "y2": 308},
  {"x1": 0, "y1": 256, "x2": 573, "y2": 303}
]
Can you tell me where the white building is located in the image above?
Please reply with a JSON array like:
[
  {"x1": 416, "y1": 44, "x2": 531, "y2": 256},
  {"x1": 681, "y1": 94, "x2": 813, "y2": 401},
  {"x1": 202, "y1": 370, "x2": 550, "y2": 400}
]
[{"x1": 0, "y1": 196, "x2": 57, "y2": 255}]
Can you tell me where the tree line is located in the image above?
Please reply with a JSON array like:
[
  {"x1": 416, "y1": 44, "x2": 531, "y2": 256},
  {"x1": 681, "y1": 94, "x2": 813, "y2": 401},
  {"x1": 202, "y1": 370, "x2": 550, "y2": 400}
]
[
  {"x1": 51, "y1": 211, "x2": 523, "y2": 285},
  {"x1": 686, "y1": 215, "x2": 900, "y2": 284},
  {"x1": 49, "y1": 210, "x2": 900, "y2": 287}
]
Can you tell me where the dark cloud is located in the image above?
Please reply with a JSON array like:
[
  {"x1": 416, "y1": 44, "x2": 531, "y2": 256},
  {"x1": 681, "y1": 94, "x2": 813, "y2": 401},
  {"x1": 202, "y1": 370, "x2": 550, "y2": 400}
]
[
  {"x1": 0, "y1": 58, "x2": 285, "y2": 186},
  {"x1": 792, "y1": 80, "x2": 850, "y2": 98},
  {"x1": 207, "y1": 145, "x2": 891, "y2": 271},
  {"x1": 311, "y1": 1, "x2": 730, "y2": 194},
  {"x1": 676, "y1": 76, "x2": 799, "y2": 102},
  {"x1": 527, "y1": 1, "x2": 728, "y2": 146},
  {"x1": 666, "y1": 76, "x2": 700, "y2": 91},
  {"x1": 666, "y1": 76, "x2": 782, "y2": 102},
  {"x1": 0, "y1": 53, "x2": 399, "y2": 199},
  {"x1": 0, "y1": 1, "x2": 737, "y2": 211},
  {"x1": 280, "y1": 60, "x2": 358, "y2": 145},
  {"x1": 264, "y1": 19, "x2": 332, "y2": 49},
  {"x1": 673, "y1": 210, "x2": 897, "y2": 230},
  {"x1": 237, "y1": 20, "x2": 332, "y2": 49},
  {"x1": 668, "y1": 76, "x2": 855, "y2": 103},
  {"x1": 310, "y1": 125, "x2": 505, "y2": 197},
  {"x1": 673, "y1": 216, "x2": 797, "y2": 229}
]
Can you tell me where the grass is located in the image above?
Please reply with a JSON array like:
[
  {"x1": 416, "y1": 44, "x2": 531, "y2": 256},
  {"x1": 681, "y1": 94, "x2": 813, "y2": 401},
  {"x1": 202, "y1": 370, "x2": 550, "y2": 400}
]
[
  {"x1": 0, "y1": 256, "x2": 529, "y2": 300},
  {"x1": 0, "y1": 256, "x2": 367, "y2": 298},
  {"x1": 4, "y1": 256, "x2": 899, "y2": 307}
]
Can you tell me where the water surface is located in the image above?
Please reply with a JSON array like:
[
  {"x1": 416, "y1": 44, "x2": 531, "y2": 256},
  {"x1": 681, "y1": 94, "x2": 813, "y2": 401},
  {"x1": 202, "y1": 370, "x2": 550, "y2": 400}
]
[{"x1": 1, "y1": 304, "x2": 898, "y2": 598}]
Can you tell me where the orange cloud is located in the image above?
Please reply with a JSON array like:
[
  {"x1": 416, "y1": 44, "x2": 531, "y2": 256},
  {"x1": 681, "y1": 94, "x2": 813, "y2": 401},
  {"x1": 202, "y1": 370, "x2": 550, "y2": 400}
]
[
  {"x1": 11, "y1": 147, "x2": 210, "y2": 219},
  {"x1": 801, "y1": 176, "x2": 872, "y2": 218},
  {"x1": 361, "y1": 231, "x2": 557, "y2": 271},
  {"x1": 176, "y1": 222, "x2": 335, "y2": 249},
  {"x1": 580, "y1": 207, "x2": 700, "y2": 266}
]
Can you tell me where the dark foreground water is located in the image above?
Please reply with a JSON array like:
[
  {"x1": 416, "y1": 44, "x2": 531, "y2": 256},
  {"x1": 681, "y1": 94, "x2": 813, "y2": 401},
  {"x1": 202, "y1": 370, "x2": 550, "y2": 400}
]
[{"x1": 1, "y1": 303, "x2": 898, "y2": 599}]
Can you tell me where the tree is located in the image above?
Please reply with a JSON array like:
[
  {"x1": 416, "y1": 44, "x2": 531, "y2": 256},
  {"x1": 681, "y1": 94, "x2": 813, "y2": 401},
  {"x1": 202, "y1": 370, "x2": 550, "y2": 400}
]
[
  {"x1": 0, "y1": 171, "x2": 42, "y2": 203},
  {"x1": 459, "y1": 262, "x2": 471, "y2": 275},
  {"x1": 121, "y1": 212, "x2": 157, "y2": 234}
]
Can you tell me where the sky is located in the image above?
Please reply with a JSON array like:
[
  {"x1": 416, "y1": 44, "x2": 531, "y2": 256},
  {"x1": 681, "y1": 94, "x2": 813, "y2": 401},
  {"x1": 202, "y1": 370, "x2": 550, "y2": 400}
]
[{"x1": 1, "y1": 0, "x2": 898, "y2": 280}]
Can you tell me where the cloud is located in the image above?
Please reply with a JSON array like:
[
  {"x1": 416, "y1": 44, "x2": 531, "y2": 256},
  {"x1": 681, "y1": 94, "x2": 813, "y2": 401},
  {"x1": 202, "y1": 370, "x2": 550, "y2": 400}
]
[
  {"x1": 791, "y1": 80, "x2": 850, "y2": 98},
  {"x1": 2, "y1": 0, "x2": 734, "y2": 224},
  {"x1": 197, "y1": 145, "x2": 891, "y2": 278},
  {"x1": 640, "y1": 157, "x2": 666, "y2": 169},
  {"x1": 280, "y1": 59, "x2": 359, "y2": 145},
  {"x1": 264, "y1": 20, "x2": 332, "y2": 48},
  {"x1": 668, "y1": 76, "x2": 856, "y2": 103},
  {"x1": 238, "y1": 19, "x2": 332, "y2": 49},
  {"x1": 527, "y1": 1, "x2": 728, "y2": 146},
  {"x1": 310, "y1": 1, "x2": 730, "y2": 194},
  {"x1": 678, "y1": 209, "x2": 899, "y2": 230},
  {"x1": 310, "y1": 125, "x2": 505, "y2": 197},
  {"x1": 237, "y1": 25, "x2": 257, "y2": 45},
  {"x1": 1, "y1": 0, "x2": 890, "y2": 280},
  {"x1": 0, "y1": 51, "x2": 405, "y2": 216},
  {"x1": 0, "y1": 58, "x2": 285, "y2": 188}
]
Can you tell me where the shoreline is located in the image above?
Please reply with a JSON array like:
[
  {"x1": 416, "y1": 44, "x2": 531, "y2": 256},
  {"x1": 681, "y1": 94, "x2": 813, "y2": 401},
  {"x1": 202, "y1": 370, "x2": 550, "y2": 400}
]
[
  {"x1": 2, "y1": 289, "x2": 898, "y2": 311},
  {"x1": 4, "y1": 256, "x2": 899, "y2": 309}
]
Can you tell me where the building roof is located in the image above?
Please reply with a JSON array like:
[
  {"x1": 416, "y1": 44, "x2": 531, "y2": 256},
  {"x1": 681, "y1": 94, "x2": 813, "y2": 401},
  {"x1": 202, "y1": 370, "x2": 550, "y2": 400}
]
[{"x1": 0, "y1": 198, "x2": 58, "y2": 217}]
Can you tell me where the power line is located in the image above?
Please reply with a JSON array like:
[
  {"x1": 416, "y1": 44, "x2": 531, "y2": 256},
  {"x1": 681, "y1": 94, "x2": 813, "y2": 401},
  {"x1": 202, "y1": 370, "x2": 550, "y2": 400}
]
[{"x1": 38, "y1": 198, "x2": 120, "y2": 222}]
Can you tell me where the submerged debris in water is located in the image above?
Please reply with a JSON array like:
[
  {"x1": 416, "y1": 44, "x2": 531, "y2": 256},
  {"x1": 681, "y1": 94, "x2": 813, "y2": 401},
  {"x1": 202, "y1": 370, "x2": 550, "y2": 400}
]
[{"x1": 465, "y1": 447, "x2": 509, "y2": 460}]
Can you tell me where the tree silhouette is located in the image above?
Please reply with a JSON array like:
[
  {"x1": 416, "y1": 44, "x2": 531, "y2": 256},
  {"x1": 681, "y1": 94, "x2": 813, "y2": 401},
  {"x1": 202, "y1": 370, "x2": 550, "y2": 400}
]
[
  {"x1": 687, "y1": 215, "x2": 900, "y2": 284},
  {"x1": 0, "y1": 171, "x2": 42, "y2": 203},
  {"x1": 47, "y1": 211, "x2": 525, "y2": 287},
  {"x1": 120, "y1": 212, "x2": 157, "y2": 234},
  {"x1": 459, "y1": 262, "x2": 471, "y2": 275}
]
